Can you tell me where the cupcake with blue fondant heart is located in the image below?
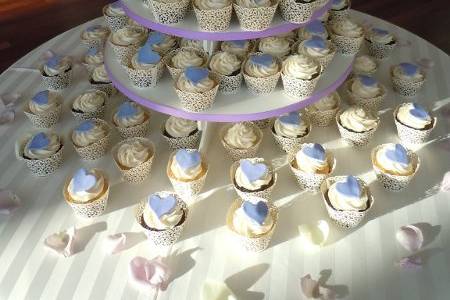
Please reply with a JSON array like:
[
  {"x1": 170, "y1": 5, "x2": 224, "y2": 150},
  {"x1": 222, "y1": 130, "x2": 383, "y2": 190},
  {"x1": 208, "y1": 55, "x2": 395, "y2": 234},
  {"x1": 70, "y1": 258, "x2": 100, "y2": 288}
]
[
  {"x1": 103, "y1": 2, "x2": 128, "y2": 32},
  {"x1": 281, "y1": 54, "x2": 322, "y2": 99},
  {"x1": 71, "y1": 89, "x2": 108, "y2": 121},
  {"x1": 371, "y1": 143, "x2": 420, "y2": 191},
  {"x1": 16, "y1": 131, "x2": 64, "y2": 176},
  {"x1": 297, "y1": 36, "x2": 336, "y2": 70},
  {"x1": 166, "y1": 47, "x2": 208, "y2": 80},
  {"x1": 365, "y1": 27, "x2": 396, "y2": 59},
  {"x1": 41, "y1": 54, "x2": 73, "y2": 90},
  {"x1": 24, "y1": 90, "x2": 62, "y2": 128},
  {"x1": 345, "y1": 75, "x2": 386, "y2": 112},
  {"x1": 175, "y1": 67, "x2": 219, "y2": 112},
  {"x1": 330, "y1": 17, "x2": 364, "y2": 55},
  {"x1": 243, "y1": 53, "x2": 281, "y2": 95},
  {"x1": 80, "y1": 24, "x2": 110, "y2": 48},
  {"x1": 136, "y1": 191, "x2": 188, "y2": 246},
  {"x1": 271, "y1": 111, "x2": 311, "y2": 154},
  {"x1": 226, "y1": 198, "x2": 278, "y2": 252},
  {"x1": 328, "y1": 0, "x2": 350, "y2": 23},
  {"x1": 320, "y1": 175, "x2": 374, "y2": 228},
  {"x1": 297, "y1": 20, "x2": 329, "y2": 41},
  {"x1": 64, "y1": 168, "x2": 109, "y2": 218},
  {"x1": 147, "y1": 0, "x2": 190, "y2": 25},
  {"x1": 393, "y1": 102, "x2": 436, "y2": 144},
  {"x1": 167, "y1": 149, "x2": 209, "y2": 202},
  {"x1": 233, "y1": 0, "x2": 278, "y2": 31},
  {"x1": 113, "y1": 101, "x2": 151, "y2": 139},
  {"x1": 390, "y1": 62, "x2": 426, "y2": 97},
  {"x1": 83, "y1": 47, "x2": 104, "y2": 74},
  {"x1": 230, "y1": 158, "x2": 277, "y2": 202},
  {"x1": 109, "y1": 25, "x2": 148, "y2": 63},
  {"x1": 71, "y1": 118, "x2": 112, "y2": 160},
  {"x1": 125, "y1": 44, "x2": 164, "y2": 88},
  {"x1": 209, "y1": 51, "x2": 243, "y2": 95},
  {"x1": 279, "y1": 0, "x2": 319, "y2": 24},
  {"x1": 146, "y1": 31, "x2": 179, "y2": 55},
  {"x1": 221, "y1": 40, "x2": 255, "y2": 58},
  {"x1": 289, "y1": 143, "x2": 336, "y2": 191},
  {"x1": 90, "y1": 64, "x2": 115, "y2": 96}
]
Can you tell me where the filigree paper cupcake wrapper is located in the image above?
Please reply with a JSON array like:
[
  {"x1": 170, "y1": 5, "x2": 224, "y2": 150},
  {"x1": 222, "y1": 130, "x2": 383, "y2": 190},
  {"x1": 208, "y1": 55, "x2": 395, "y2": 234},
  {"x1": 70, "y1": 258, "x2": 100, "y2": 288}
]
[
  {"x1": 175, "y1": 84, "x2": 219, "y2": 112},
  {"x1": 165, "y1": 47, "x2": 209, "y2": 81},
  {"x1": 41, "y1": 69, "x2": 73, "y2": 90},
  {"x1": 112, "y1": 137, "x2": 155, "y2": 184},
  {"x1": 289, "y1": 155, "x2": 336, "y2": 192},
  {"x1": 23, "y1": 104, "x2": 62, "y2": 128},
  {"x1": 271, "y1": 125, "x2": 311, "y2": 154},
  {"x1": 251, "y1": 118, "x2": 274, "y2": 129},
  {"x1": 17, "y1": 140, "x2": 64, "y2": 177},
  {"x1": 161, "y1": 124, "x2": 201, "y2": 150},
  {"x1": 336, "y1": 111, "x2": 379, "y2": 147},
  {"x1": 393, "y1": 107, "x2": 436, "y2": 144},
  {"x1": 233, "y1": 2, "x2": 278, "y2": 31},
  {"x1": 114, "y1": 115, "x2": 152, "y2": 139},
  {"x1": 305, "y1": 94, "x2": 340, "y2": 127},
  {"x1": 90, "y1": 82, "x2": 115, "y2": 97},
  {"x1": 71, "y1": 105, "x2": 106, "y2": 121},
  {"x1": 328, "y1": 9, "x2": 349, "y2": 24},
  {"x1": 226, "y1": 200, "x2": 278, "y2": 252},
  {"x1": 390, "y1": 70, "x2": 426, "y2": 97},
  {"x1": 345, "y1": 80, "x2": 386, "y2": 113},
  {"x1": 321, "y1": 176, "x2": 374, "y2": 229},
  {"x1": 243, "y1": 71, "x2": 281, "y2": 96},
  {"x1": 279, "y1": 0, "x2": 316, "y2": 24},
  {"x1": 103, "y1": 6, "x2": 129, "y2": 31},
  {"x1": 366, "y1": 40, "x2": 396, "y2": 59},
  {"x1": 149, "y1": 0, "x2": 190, "y2": 24},
  {"x1": 109, "y1": 41, "x2": 138, "y2": 65},
  {"x1": 371, "y1": 144, "x2": 420, "y2": 191},
  {"x1": 220, "y1": 123, "x2": 263, "y2": 161},
  {"x1": 330, "y1": 34, "x2": 363, "y2": 56},
  {"x1": 80, "y1": 35, "x2": 107, "y2": 49},
  {"x1": 125, "y1": 59, "x2": 165, "y2": 88},
  {"x1": 281, "y1": 72, "x2": 321, "y2": 99},
  {"x1": 211, "y1": 71, "x2": 243, "y2": 95},
  {"x1": 194, "y1": 5, "x2": 233, "y2": 32},
  {"x1": 72, "y1": 119, "x2": 112, "y2": 160}
]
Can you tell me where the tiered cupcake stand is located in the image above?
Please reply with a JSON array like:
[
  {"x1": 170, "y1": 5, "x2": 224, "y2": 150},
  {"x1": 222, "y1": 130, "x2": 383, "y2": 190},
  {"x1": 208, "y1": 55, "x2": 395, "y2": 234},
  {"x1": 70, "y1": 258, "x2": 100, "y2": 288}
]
[{"x1": 0, "y1": 2, "x2": 450, "y2": 299}]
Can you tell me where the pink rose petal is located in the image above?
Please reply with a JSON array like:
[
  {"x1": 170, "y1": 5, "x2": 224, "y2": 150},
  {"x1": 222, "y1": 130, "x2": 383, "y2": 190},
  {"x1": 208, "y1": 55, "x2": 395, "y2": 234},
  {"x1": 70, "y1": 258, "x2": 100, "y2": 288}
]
[
  {"x1": 104, "y1": 233, "x2": 127, "y2": 255},
  {"x1": 319, "y1": 286, "x2": 336, "y2": 300},
  {"x1": 396, "y1": 256, "x2": 422, "y2": 270},
  {"x1": 440, "y1": 172, "x2": 450, "y2": 192},
  {"x1": 129, "y1": 256, "x2": 171, "y2": 291},
  {"x1": 396, "y1": 225, "x2": 424, "y2": 252},
  {"x1": 0, "y1": 110, "x2": 15, "y2": 125},
  {"x1": 0, "y1": 189, "x2": 21, "y2": 215},
  {"x1": 44, "y1": 226, "x2": 76, "y2": 257},
  {"x1": 301, "y1": 274, "x2": 319, "y2": 298}
]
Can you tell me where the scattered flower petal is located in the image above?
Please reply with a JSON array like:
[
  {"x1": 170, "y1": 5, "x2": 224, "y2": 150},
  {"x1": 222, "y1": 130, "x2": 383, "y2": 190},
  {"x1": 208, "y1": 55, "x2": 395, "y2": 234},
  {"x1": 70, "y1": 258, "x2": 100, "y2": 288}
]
[
  {"x1": 440, "y1": 172, "x2": 450, "y2": 192},
  {"x1": 201, "y1": 280, "x2": 237, "y2": 300},
  {"x1": 396, "y1": 256, "x2": 423, "y2": 270},
  {"x1": 319, "y1": 286, "x2": 336, "y2": 300},
  {"x1": 301, "y1": 274, "x2": 336, "y2": 300},
  {"x1": 44, "y1": 226, "x2": 76, "y2": 257},
  {"x1": 396, "y1": 225, "x2": 424, "y2": 252},
  {"x1": 0, "y1": 93, "x2": 20, "y2": 125},
  {"x1": 104, "y1": 233, "x2": 127, "y2": 255},
  {"x1": 129, "y1": 256, "x2": 171, "y2": 291},
  {"x1": 0, "y1": 110, "x2": 15, "y2": 125},
  {"x1": 0, "y1": 189, "x2": 21, "y2": 215},
  {"x1": 298, "y1": 220, "x2": 330, "y2": 252}
]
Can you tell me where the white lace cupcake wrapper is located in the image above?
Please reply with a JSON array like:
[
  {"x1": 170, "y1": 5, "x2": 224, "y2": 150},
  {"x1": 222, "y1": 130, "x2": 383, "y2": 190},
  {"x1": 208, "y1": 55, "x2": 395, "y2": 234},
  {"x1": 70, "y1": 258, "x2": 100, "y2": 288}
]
[
  {"x1": 330, "y1": 34, "x2": 363, "y2": 56},
  {"x1": 279, "y1": 0, "x2": 317, "y2": 24},
  {"x1": 149, "y1": 0, "x2": 190, "y2": 24},
  {"x1": 193, "y1": 5, "x2": 233, "y2": 32},
  {"x1": 23, "y1": 105, "x2": 62, "y2": 128},
  {"x1": 233, "y1": 2, "x2": 278, "y2": 31}
]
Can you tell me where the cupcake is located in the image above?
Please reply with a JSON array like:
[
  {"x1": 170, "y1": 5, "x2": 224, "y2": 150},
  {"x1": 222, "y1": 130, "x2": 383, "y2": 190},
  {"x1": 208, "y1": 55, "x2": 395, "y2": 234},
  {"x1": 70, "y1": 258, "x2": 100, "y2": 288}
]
[
  {"x1": 180, "y1": 38, "x2": 204, "y2": 50},
  {"x1": 71, "y1": 119, "x2": 112, "y2": 160},
  {"x1": 390, "y1": 62, "x2": 425, "y2": 97},
  {"x1": 279, "y1": 0, "x2": 318, "y2": 24},
  {"x1": 41, "y1": 55, "x2": 73, "y2": 90},
  {"x1": 393, "y1": 102, "x2": 436, "y2": 144},
  {"x1": 371, "y1": 143, "x2": 420, "y2": 191},
  {"x1": 352, "y1": 55, "x2": 377, "y2": 76},
  {"x1": 258, "y1": 36, "x2": 292, "y2": 59},
  {"x1": 174, "y1": 67, "x2": 219, "y2": 112},
  {"x1": 209, "y1": 51, "x2": 243, "y2": 94},
  {"x1": 345, "y1": 75, "x2": 386, "y2": 112},
  {"x1": 71, "y1": 89, "x2": 108, "y2": 121},
  {"x1": 233, "y1": 0, "x2": 278, "y2": 31},
  {"x1": 251, "y1": 118, "x2": 274, "y2": 129},
  {"x1": 289, "y1": 143, "x2": 336, "y2": 191},
  {"x1": 136, "y1": 191, "x2": 188, "y2": 246},
  {"x1": 297, "y1": 20, "x2": 329, "y2": 41},
  {"x1": 161, "y1": 116, "x2": 201, "y2": 150},
  {"x1": 277, "y1": 30, "x2": 297, "y2": 44},
  {"x1": 304, "y1": 91, "x2": 340, "y2": 127},
  {"x1": 16, "y1": 131, "x2": 64, "y2": 177},
  {"x1": 80, "y1": 24, "x2": 110, "y2": 48},
  {"x1": 220, "y1": 122, "x2": 263, "y2": 161},
  {"x1": 83, "y1": 47, "x2": 104, "y2": 74},
  {"x1": 226, "y1": 199, "x2": 278, "y2": 252},
  {"x1": 63, "y1": 168, "x2": 110, "y2": 218},
  {"x1": 230, "y1": 158, "x2": 277, "y2": 202},
  {"x1": 328, "y1": 0, "x2": 350, "y2": 23},
  {"x1": 24, "y1": 90, "x2": 62, "y2": 128},
  {"x1": 297, "y1": 36, "x2": 336, "y2": 69},
  {"x1": 330, "y1": 17, "x2": 364, "y2": 55},
  {"x1": 89, "y1": 64, "x2": 115, "y2": 96},
  {"x1": 281, "y1": 54, "x2": 322, "y2": 99},
  {"x1": 112, "y1": 101, "x2": 151, "y2": 139},
  {"x1": 221, "y1": 40, "x2": 254, "y2": 58},
  {"x1": 109, "y1": 26, "x2": 148, "y2": 63},
  {"x1": 166, "y1": 149, "x2": 209, "y2": 202},
  {"x1": 166, "y1": 47, "x2": 208, "y2": 80},
  {"x1": 125, "y1": 44, "x2": 164, "y2": 88},
  {"x1": 193, "y1": 0, "x2": 233, "y2": 32},
  {"x1": 271, "y1": 111, "x2": 311, "y2": 154},
  {"x1": 148, "y1": 0, "x2": 190, "y2": 24},
  {"x1": 103, "y1": 2, "x2": 128, "y2": 32},
  {"x1": 145, "y1": 31, "x2": 179, "y2": 55},
  {"x1": 243, "y1": 53, "x2": 281, "y2": 95},
  {"x1": 336, "y1": 106, "x2": 379, "y2": 147},
  {"x1": 112, "y1": 137, "x2": 155, "y2": 184},
  {"x1": 365, "y1": 27, "x2": 396, "y2": 59}
]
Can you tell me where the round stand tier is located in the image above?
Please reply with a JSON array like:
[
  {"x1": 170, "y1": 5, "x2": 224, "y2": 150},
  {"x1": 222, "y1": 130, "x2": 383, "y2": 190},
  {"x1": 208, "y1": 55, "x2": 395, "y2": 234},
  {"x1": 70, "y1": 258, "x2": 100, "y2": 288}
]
[
  {"x1": 105, "y1": 44, "x2": 353, "y2": 122},
  {"x1": 119, "y1": 0, "x2": 332, "y2": 41}
]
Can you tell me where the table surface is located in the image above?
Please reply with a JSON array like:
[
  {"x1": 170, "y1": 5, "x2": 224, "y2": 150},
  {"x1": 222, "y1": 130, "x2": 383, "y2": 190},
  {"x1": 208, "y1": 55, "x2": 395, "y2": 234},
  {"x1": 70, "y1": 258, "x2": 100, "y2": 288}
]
[{"x1": 1, "y1": 10, "x2": 450, "y2": 300}]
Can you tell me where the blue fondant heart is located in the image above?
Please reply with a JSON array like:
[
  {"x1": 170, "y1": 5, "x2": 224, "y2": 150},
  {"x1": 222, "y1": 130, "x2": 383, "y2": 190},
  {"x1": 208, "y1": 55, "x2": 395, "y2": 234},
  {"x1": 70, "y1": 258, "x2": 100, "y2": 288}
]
[
  {"x1": 359, "y1": 75, "x2": 377, "y2": 87},
  {"x1": 305, "y1": 20, "x2": 325, "y2": 34},
  {"x1": 137, "y1": 46, "x2": 161, "y2": 64},
  {"x1": 240, "y1": 160, "x2": 268, "y2": 182},
  {"x1": 230, "y1": 40, "x2": 247, "y2": 48},
  {"x1": 399, "y1": 63, "x2": 418, "y2": 76},
  {"x1": 32, "y1": 90, "x2": 49, "y2": 105},
  {"x1": 302, "y1": 143, "x2": 326, "y2": 161},
  {"x1": 146, "y1": 32, "x2": 165, "y2": 46},
  {"x1": 279, "y1": 111, "x2": 300, "y2": 125},
  {"x1": 117, "y1": 102, "x2": 138, "y2": 118},
  {"x1": 87, "y1": 47, "x2": 99, "y2": 56},
  {"x1": 175, "y1": 149, "x2": 201, "y2": 170},
  {"x1": 46, "y1": 55, "x2": 61, "y2": 68},
  {"x1": 243, "y1": 201, "x2": 269, "y2": 225},
  {"x1": 372, "y1": 28, "x2": 389, "y2": 36},
  {"x1": 111, "y1": 1, "x2": 121, "y2": 8},
  {"x1": 250, "y1": 54, "x2": 274, "y2": 67},
  {"x1": 336, "y1": 176, "x2": 361, "y2": 198},
  {"x1": 148, "y1": 194, "x2": 177, "y2": 218},
  {"x1": 409, "y1": 103, "x2": 429, "y2": 120},
  {"x1": 76, "y1": 120, "x2": 94, "y2": 132},
  {"x1": 29, "y1": 132, "x2": 49, "y2": 150},
  {"x1": 386, "y1": 144, "x2": 409, "y2": 165},
  {"x1": 72, "y1": 168, "x2": 97, "y2": 193},
  {"x1": 86, "y1": 25, "x2": 101, "y2": 32},
  {"x1": 304, "y1": 36, "x2": 326, "y2": 50},
  {"x1": 185, "y1": 67, "x2": 209, "y2": 84}
]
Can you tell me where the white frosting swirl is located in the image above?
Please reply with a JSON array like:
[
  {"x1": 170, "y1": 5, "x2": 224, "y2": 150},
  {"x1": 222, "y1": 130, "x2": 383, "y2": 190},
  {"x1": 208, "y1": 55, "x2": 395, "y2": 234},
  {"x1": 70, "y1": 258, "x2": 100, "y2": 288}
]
[
  {"x1": 150, "y1": 35, "x2": 178, "y2": 54},
  {"x1": 353, "y1": 55, "x2": 377, "y2": 75},
  {"x1": 295, "y1": 143, "x2": 331, "y2": 174},
  {"x1": 235, "y1": 160, "x2": 273, "y2": 191},
  {"x1": 232, "y1": 204, "x2": 274, "y2": 236},
  {"x1": 392, "y1": 64, "x2": 424, "y2": 82},
  {"x1": 176, "y1": 72, "x2": 215, "y2": 93},
  {"x1": 130, "y1": 51, "x2": 160, "y2": 70},
  {"x1": 43, "y1": 56, "x2": 71, "y2": 76},
  {"x1": 328, "y1": 177, "x2": 369, "y2": 211},
  {"x1": 180, "y1": 38, "x2": 203, "y2": 50},
  {"x1": 110, "y1": 26, "x2": 147, "y2": 46},
  {"x1": 143, "y1": 198, "x2": 184, "y2": 230},
  {"x1": 82, "y1": 25, "x2": 110, "y2": 41},
  {"x1": 244, "y1": 55, "x2": 279, "y2": 78},
  {"x1": 29, "y1": 91, "x2": 60, "y2": 114},
  {"x1": 331, "y1": 0, "x2": 349, "y2": 10},
  {"x1": 105, "y1": 3, "x2": 126, "y2": 16},
  {"x1": 91, "y1": 64, "x2": 111, "y2": 83},
  {"x1": 350, "y1": 77, "x2": 382, "y2": 99},
  {"x1": 306, "y1": 92, "x2": 338, "y2": 112},
  {"x1": 273, "y1": 113, "x2": 309, "y2": 138},
  {"x1": 339, "y1": 106, "x2": 378, "y2": 133},
  {"x1": 396, "y1": 103, "x2": 432, "y2": 130},
  {"x1": 113, "y1": 102, "x2": 146, "y2": 128},
  {"x1": 170, "y1": 152, "x2": 203, "y2": 181},
  {"x1": 258, "y1": 37, "x2": 291, "y2": 58},
  {"x1": 282, "y1": 54, "x2": 321, "y2": 80},
  {"x1": 195, "y1": 0, "x2": 231, "y2": 9},
  {"x1": 72, "y1": 121, "x2": 108, "y2": 147},
  {"x1": 223, "y1": 123, "x2": 259, "y2": 149},
  {"x1": 331, "y1": 18, "x2": 363, "y2": 38},
  {"x1": 72, "y1": 90, "x2": 106, "y2": 113},
  {"x1": 221, "y1": 40, "x2": 252, "y2": 57},
  {"x1": 236, "y1": 0, "x2": 271, "y2": 8},
  {"x1": 68, "y1": 169, "x2": 105, "y2": 203},
  {"x1": 209, "y1": 51, "x2": 241, "y2": 76},
  {"x1": 171, "y1": 49, "x2": 206, "y2": 69},
  {"x1": 298, "y1": 26, "x2": 329, "y2": 41},
  {"x1": 23, "y1": 132, "x2": 61, "y2": 160},
  {"x1": 165, "y1": 116, "x2": 198, "y2": 138},
  {"x1": 298, "y1": 39, "x2": 332, "y2": 58},
  {"x1": 374, "y1": 144, "x2": 414, "y2": 176},
  {"x1": 368, "y1": 28, "x2": 395, "y2": 44},
  {"x1": 116, "y1": 140, "x2": 151, "y2": 168},
  {"x1": 84, "y1": 50, "x2": 104, "y2": 65}
]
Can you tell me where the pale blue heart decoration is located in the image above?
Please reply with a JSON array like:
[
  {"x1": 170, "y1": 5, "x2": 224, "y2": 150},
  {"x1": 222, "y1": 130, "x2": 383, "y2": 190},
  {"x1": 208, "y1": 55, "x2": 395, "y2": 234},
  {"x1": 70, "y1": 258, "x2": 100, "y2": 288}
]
[
  {"x1": 29, "y1": 132, "x2": 49, "y2": 150},
  {"x1": 149, "y1": 194, "x2": 177, "y2": 218},
  {"x1": 87, "y1": 47, "x2": 99, "y2": 56},
  {"x1": 230, "y1": 40, "x2": 246, "y2": 48},
  {"x1": 76, "y1": 120, "x2": 94, "y2": 132},
  {"x1": 72, "y1": 168, "x2": 97, "y2": 193},
  {"x1": 279, "y1": 111, "x2": 300, "y2": 125},
  {"x1": 185, "y1": 67, "x2": 209, "y2": 85},
  {"x1": 302, "y1": 143, "x2": 326, "y2": 161},
  {"x1": 146, "y1": 32, "x2": 165, "y2": 46},
  {"x1": 32, "y1": 90, "x2": 49, "y2": 105},
  {"x1": 409, "y1": 103, "x2": 429, "y2": 120},
  {"x1": 137, "y1": 46, "x2": 161, "y2": 64},
  {"x1": 86, "y1": 25, "x2": 101, "y2": 32},
  {"x1": 250, "y1": 54, "x2": 274, "y2": 67},
  {"x1": 359, "y1": 75, "x2": 377, "y2": 87},
  {"x1": 386, "y1": 144, "x2": 409, "y2": 165},
  {"x1": 46, "y1": 55, "x2": 61, "y2": 68},
  {"x1": 336, "y1": 176, "x2": 361, "y2": 198},
  {"x1": 243, "y1": 201, "x2": 269, "y2": 225},
  {"x1": 117, "y1": 102, "x2": 138, "y2": 118},
  {"x1": 175, "y1": 149, "x2": 201, "y2": 170},
  {"x1": 304, "y1": 36, "x2": 326, "y2": 50},
  {"x1": 372, "y1": 28, "x2": 389, "y2": 36},
  {"x1": 240, "y1": 160, "x2": 268, "y2": 182},
  {"x1": 399, "y1": 63, "x2": 419, "y2": 76},
  {"x1": 305, "y1": 20, "x2": 325, "y2": 34}
]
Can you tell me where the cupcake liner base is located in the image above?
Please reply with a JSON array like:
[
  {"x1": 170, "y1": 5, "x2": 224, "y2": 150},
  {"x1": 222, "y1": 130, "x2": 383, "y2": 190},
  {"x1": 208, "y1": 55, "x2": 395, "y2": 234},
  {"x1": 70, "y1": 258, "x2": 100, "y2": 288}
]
[
  {"x1": 24, "y1": 105, "x2": 62, "y2": 128},
  {"x1": 71, "y1": 105, "x2": 106, "y2": 121},
  {"x1": 42, "y1": 70, "x2": 73, "y2": 90},
  {"x1": 211, "y1": 72, "x2": 243, "y2": 95},
  {"x1": 149, "y1": 0, "x2": 190, "y2": 24},
  {"x1": 220, "y1": 123, "x2": 263, "y2": 161},
  {"x1": 233, "y1": 2, "x2": 278, "y2": 31},
  {"x1": 23, "y1": 145, "x2": 64, "y2": 177},
  {"x1": 336, "y1": 113, "x2": 378, "y2": 148},
  {"x1": 125, "y1": 61, "x2": 165, "y2": 88},
  {"x1": 103, "y1": 7, "x2": 128, "y2": 31},
  {"x1": 391, "y1": 77, "x2": 425, "y2": 97},
  {"x1": 328, "y1": 9, "x2": 349, "y2": 24},
  {"x1": 367, "y1": 41, "x2": 396, "y2": 59},
  {"x1": 393, "y1": 108, "x2": 436, "y2": 144},
  {"x1": 243, "y1": 72, "x2": 280, "y2": 96},
  {"x1": 305, "y1": 107, "x2": 339, "y2": 127},
  {"x1": 282, "y1": 73, "x2": 320, "y2": 100},
  {"x1": 271, "y1": 127, "x2": 310, "y2": 154},
  {"x1": 331, "y1": 34, "x2": 363, "y2": 56},
  {"x1": 65, "y1": 176, "x2": 109, "y2": 218},
  {"x1": 194, "y1": 5, "x2": 233, "y2": 32},
  {"x1": 279, "y1": 0, "x2": 315, "y2": 24},
  {"x1": 175, "y1": 85, "x2": 219, "y2": 112},
  {"x1": 109, "y1": 42, "x2": 137, "y2": 64},
  {"x1": 251, "y1": 118, "x2": 273, "y2": 129},
  {"x1": 289, "y1": 156, "x2": 335, "y2": 192},
  {"x1": 114, "y1": 116, "x2": 151, "y2": 139},
  {"x1": 346, "y1": 81, "x2": 386, "y2": 113},
  {"x1": 161, "y1": 125, "x2": 202, "y2": 150},
  {"x1": 90, "y1": 82, "x2": 115, "y2": 97}
]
